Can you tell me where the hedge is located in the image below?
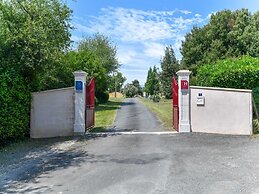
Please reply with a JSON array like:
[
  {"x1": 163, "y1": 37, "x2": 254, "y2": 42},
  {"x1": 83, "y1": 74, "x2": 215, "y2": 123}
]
[
  {"x1": 196, "y1": 56, "x2": 259, "y2": 90},
  {"x1": 0, "y1": 69, "x2": 31, "y2": 147}
]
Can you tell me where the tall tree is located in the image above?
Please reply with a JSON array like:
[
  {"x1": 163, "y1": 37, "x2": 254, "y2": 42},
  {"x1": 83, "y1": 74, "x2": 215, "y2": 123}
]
[
  {"x1": 144, "y1": 66, "x2": 160, "y2": 96},
  {"x1": 160, "y1": 46, "x2": 178, "y2": 99},
  {"x1": 151, "y1": 66, "x2": 160, "y2": 95},
  {"x1": 144, "y1": 67, "x2": 152, "y2": 96},
  {"x1": 78, "y1": 33, "x2": 119, "y2": 74}
]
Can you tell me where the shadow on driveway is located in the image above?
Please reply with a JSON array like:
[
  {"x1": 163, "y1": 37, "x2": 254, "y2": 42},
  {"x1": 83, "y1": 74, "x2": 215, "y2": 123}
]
[{"x1": 0, "y1": 135, "x2": 114, "y2": 193}]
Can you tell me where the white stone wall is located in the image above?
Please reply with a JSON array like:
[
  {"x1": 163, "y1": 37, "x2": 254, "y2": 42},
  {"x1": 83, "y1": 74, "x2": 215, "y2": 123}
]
[
  {"x1": 190, "y1": 86, "x2": 252, "y2": 135},
  {"x1": 30, "y1": 87, "x2": 75, "y2": 138}
]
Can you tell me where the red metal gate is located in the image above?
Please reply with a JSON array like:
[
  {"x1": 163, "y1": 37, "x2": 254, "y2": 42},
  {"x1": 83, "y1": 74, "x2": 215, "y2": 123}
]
[
  {"x1": 172, "y1": 76, "x2": 179, "y2": 131},
  {"x1": 85, "y1": 77, "x2": 95, "y2": 129}
]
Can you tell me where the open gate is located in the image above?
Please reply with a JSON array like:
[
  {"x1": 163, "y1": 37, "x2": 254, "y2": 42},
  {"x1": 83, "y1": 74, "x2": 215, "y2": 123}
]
[
  {"x1": 172, "y1": 76, "x2": 179, "y2": 131},
  {"x1": 85, "y1": 77, "x2": 95, "y2": 129}
]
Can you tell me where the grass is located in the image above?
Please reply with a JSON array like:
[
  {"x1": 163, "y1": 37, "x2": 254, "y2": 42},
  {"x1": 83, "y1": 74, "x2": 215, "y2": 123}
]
[
  {"x1": 91, "y1": 97, "x2": 125, "y2": 132},
  {"x1": 139, "y1": 97, "x2": 173, "y2": 130}
]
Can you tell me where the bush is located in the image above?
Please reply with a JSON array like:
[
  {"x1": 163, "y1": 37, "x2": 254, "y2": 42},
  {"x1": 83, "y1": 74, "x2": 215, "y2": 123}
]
[
  {"x1": 0, "y1": 69, "x2": 31, "y2": 147},
  {"x1": 196, "y1": 56, "x2": 259, "y2": 90},
  {"x1": 96, "y1": 91, "x2": 109, "y2": 104},
  {"x1": 123, "y1": 84, "x2": 138, "y2": 98},
  {"x1": 152, "y1": 95, "x2": 161, "y2": 102}
]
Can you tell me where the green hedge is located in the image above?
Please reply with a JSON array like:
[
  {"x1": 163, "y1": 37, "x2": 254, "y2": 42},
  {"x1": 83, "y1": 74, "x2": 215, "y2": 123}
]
[
  {"x1": 196, "y1": 56, "x2": 259, "y2": 90},
  {"x1": 0, "y1": 69, "x2": 31, "y2": 147}
]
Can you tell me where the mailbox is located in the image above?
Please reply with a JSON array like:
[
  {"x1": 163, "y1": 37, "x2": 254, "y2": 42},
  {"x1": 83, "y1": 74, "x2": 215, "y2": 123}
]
[
  {"x1": 197, "y1": 92, "x2": 205, "y2": 106},
  {"x1": 75, "y1": 81, "x2": 83, "y2": 93}
]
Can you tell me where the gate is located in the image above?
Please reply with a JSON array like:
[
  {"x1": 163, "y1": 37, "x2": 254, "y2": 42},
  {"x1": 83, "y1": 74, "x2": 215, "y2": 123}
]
[
  {"x1": 85, "y1": 77, "x2": 95, "y2": 129},
  {"x1": 172, "y1": 76, "x2": 179, "y2": 131}
]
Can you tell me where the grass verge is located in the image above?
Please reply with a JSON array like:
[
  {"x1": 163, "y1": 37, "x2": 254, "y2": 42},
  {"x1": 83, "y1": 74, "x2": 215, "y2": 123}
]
[
  {"x1": 90, "y1": 97, "x2": 125, "y2": 132},
  {"x1": 139, "y1": 97, "x2": 173, "y2": 130}
]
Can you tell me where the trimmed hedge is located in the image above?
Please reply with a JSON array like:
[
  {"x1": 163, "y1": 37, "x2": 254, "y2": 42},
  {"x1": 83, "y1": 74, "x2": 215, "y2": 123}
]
[
  {"x1": 0, "y1": 69, "x2": 31, "y2": 147},
  {"x1": 196, "y1": 56, "x2": 259, "y2": 90}
]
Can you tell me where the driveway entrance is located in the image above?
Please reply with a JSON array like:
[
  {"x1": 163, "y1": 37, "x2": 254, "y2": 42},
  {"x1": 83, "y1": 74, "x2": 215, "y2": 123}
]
[{"x1": 111, "y1": 98, "x2": 165, "y2": 132}]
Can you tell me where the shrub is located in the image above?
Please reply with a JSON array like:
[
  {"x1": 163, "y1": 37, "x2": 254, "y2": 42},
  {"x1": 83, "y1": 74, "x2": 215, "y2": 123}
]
[
  {"x1": 152, "y1": 95, "x2": 161, "y2": 102},
  {"x1": 96, "y1": 91, "x2": 109, "y2": 104},
  {"x1": 0, "y1": 69, "x2": 31, "y2": 147},
  {"x1": 196, "y1": 56, "x2": 259, "y2": 90}
]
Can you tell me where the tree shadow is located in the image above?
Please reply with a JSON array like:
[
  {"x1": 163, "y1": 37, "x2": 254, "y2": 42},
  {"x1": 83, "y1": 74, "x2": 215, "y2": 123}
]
[
  {"x1": 121, "y1": 102, "x2": 135, "y2": 106},
  {"x1": 95, "y1": 101, "x2": 123, "y2": 112},
  {"x1": 0, "y1": 134, "x2": 168, "y2": 193},
  {"x1": 0, "y1": 135, "x2": 110, "y2": 193}
]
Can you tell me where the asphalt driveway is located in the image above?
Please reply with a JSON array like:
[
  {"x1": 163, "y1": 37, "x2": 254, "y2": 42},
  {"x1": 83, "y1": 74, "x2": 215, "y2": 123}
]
[
  {"x1": 111, "y1": 98, "x2": 163, "y2": 132},
  {"x1": 1, "y1": 98, "x2": 259, "y2": 194}
]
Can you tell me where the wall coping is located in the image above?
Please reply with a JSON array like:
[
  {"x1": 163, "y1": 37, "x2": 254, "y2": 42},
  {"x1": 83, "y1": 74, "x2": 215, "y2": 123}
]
[
  {"x1": 190, "y1": 86, "x2": 252, "y2": 93},
  {"x1": 32, "y1": 87, "x2": 74, "y2": 95}
]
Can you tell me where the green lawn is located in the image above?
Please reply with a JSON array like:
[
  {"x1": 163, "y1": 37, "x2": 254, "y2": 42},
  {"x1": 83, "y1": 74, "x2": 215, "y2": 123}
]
[
  {"x1": 91, "y1": 97, "x2": 125, "y2": 132},
  {"x1": 139, "y1": 97, "x2": 173, "y2": 130}
]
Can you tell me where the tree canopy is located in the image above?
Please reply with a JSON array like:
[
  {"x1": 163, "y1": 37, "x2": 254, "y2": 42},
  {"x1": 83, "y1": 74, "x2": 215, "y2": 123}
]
[
  {"x1": 181, "y1": 9, "x2": 259, "y2": 73},
  {"x1": 0, "y1": 0, "x2": 72, "y2": 89}
]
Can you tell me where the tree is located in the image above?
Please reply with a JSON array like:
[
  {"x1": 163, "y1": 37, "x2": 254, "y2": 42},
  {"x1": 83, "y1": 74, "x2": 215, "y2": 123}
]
[
  {"x1": 40, "y1": 34, "x2": 120, "y2": 103},
  {"x1": 0, "y1": 0, "x2": 72, "y2": 90},
  {"x1": 123, "y1": 83, "x2": 138, "y2": 98},
  {"x1": 108, "y1": 72, "x2": 126, "y2": 93},
  {"x1": 78, "y1": 33, "x2": 119, "y2": 74},
  {"x1": 144, "y1": 66, "x2": 160, "y2": 96},
  {"x1": 151, "y1": 66, "x2": 160, "y2": 95},
  {"x1": 144, "y1": 67, "x2": 153, "y2": 96},
  {"x1": 160, "y1": 46, "x2": 178, "y2": 98},
  {"x1": 0, "y1": 0, "x2": 72, "y2": 144},
  {"x1": 180, "y1": 9, "x2": 259, "y2": 74},
  {"x1": 132, "y1": 79, "x2": 143, "y2": 96}
]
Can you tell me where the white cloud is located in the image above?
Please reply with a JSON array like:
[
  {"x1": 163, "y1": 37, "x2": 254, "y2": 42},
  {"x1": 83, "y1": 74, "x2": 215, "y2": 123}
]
[
  {"x1": 72, "y1": 7, "x2": 206, "y2": 84},
  {"x1": 143, "y1": 42, "x2": 165, "y2": 59},
  {"x1": 74, "y1": 7, "x2": 203, "y2": 43}
]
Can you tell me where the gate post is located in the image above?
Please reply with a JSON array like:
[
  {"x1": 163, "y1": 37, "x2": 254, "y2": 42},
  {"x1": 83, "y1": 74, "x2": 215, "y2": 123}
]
[
  {"x1": 176, "y1": 70, "x2": 191, "y2": 133},
  {"x1": 73, "y1": 71, "x2": 87, "y2": 135}
]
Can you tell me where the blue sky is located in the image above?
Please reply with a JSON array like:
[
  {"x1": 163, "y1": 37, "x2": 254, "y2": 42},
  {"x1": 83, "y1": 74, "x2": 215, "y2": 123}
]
[{"x1": 68, "y1": 0, "x2": 259, "y2": 85}]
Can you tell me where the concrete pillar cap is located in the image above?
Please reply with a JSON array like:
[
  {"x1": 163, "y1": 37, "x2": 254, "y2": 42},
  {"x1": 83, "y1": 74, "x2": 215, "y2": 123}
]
[
  {"x1": 73, "y1": 71, "x2": 87, "y2": 77},
  {"x1": 176, "y1": 70, "x2": 192, "y2": 76}
]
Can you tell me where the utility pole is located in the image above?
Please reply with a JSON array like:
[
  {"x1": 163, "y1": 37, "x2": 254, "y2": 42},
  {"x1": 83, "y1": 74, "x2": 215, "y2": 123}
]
[{"x1": 114, "y1": 72, "x2": 118, "y2": 98}]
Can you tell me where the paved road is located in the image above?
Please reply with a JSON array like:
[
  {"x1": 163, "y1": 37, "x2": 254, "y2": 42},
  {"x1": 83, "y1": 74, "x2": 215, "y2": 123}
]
[
  {"x1": 111, "y1": 98, "x2": 163, "y2": 132},
  {"x1": 1, "y1": 98, "x2": 259, "y2": 194}
]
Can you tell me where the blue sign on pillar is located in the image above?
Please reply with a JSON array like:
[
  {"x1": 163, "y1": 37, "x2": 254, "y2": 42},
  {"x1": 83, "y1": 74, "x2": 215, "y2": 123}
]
[{"x1": 75, "y1": 81, "x2": 83, "y2": 93}]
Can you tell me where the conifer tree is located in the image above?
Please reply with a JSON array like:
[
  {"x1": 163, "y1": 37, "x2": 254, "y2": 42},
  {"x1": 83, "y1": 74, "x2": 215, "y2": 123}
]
[{"x1": 160, "y1": 46, "x2": 178, "y2": 98}]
